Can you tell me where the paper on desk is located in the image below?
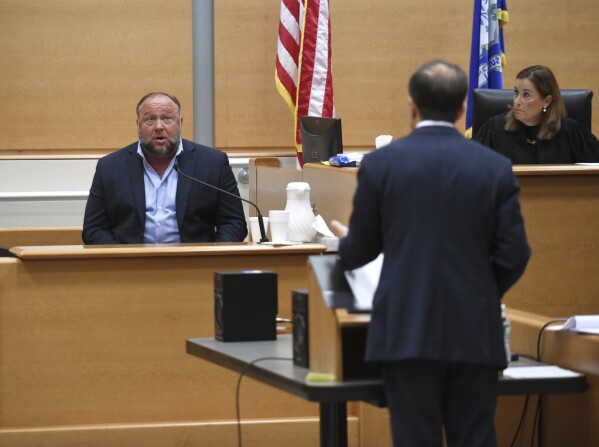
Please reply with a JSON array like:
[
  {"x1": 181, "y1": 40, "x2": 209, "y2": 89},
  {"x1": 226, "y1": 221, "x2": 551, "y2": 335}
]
[
  {"x1": 503, "y1": 365, "x2": 580, "y2": 379},
  {"x1": 344, "y1": 253, "x2": 383, "y2": 311}
]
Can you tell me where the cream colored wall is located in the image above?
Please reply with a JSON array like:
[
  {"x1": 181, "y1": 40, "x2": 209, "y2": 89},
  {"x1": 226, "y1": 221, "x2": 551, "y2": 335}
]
[{"x1": 0, "y1": 0, "x2": 597, "y2": 155}]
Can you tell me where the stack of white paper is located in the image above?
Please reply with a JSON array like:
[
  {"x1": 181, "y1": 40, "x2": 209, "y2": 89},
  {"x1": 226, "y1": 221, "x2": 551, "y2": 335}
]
[{"x1": 503, "y1": 365, "x2": 581, "y2": 379}]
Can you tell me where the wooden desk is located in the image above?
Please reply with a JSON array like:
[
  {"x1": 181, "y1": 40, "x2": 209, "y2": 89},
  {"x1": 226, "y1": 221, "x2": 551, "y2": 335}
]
[
  {"x1": 0, "y1": 243, "x2": 326, "y2": 447},
  {"x1": 505, "y1": 309, "x2": 599, "y2": 446},
  {"x1": 186, "y1": 335, "x2": 585, "y2": 447}
]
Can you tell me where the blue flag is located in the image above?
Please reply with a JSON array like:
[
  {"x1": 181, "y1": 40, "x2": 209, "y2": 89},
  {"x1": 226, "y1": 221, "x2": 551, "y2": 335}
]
[{"x1": 466, "y1": 0, "x2": 508, "y2": 138}]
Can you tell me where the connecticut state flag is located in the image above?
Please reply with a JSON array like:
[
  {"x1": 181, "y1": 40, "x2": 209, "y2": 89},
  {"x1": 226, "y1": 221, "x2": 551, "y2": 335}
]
[{"x1": 465, "y1": 0, "x2": 508, "y2": 138}]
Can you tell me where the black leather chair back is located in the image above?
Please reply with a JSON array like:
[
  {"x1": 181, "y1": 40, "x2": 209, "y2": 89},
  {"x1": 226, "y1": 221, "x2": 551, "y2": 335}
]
[{"x1": 472, "y1": 89, "x2": 593, "y2": 137}]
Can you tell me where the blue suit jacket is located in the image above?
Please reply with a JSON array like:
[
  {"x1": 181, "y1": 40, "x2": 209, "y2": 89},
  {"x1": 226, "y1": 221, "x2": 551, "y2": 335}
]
[
  {"x1": 82, "y1": 139, "x2": 247, "y2": 244},
  {"x1": 339, "y1": 126, "x2": 530, "y2": 369}
]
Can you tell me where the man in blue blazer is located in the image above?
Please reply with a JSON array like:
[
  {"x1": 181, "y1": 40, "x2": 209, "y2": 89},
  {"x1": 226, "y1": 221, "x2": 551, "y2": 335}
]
[
  {"x1": 332, "y1": 61, "x2": 531, "y2": 446},
  {"x1": 83, "y1": 92, "x2": 247, "y2": 244}
]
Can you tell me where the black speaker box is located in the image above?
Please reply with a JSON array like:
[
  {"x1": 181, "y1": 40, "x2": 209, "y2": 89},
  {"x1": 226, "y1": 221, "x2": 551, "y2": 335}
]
[
  {"x1": 292, "y1": 288, "x2": 309, "y2": 367},
  {"x1": 214, "y1": 271, "x2": 278, "y2": 342}
]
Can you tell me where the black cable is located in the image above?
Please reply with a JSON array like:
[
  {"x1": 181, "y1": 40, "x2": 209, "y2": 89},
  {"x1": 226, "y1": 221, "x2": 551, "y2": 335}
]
[
  {"x1": 508, "y1": 318, "x2": 566, "y2": 447},
  {"x1": 531, "y1": 318, "x2": 567, "y2": 447},
  {"x1": 236, "y1": 356, "x2": 293, "y2": 447},
  {"x1": 510, "y1": 394, "x2": 530, "y2": 447},
  {"x1": 530, "y1": 395, "x2": 539, "y2": 447},
  {"x1": 529, "y1": 394, "x2": 544, "y2": 447},
  {"x1": 536, "y1": 319, "x2": 567, "y2": 361},
  {"x1": 539, "y1": 395, "x2": 544, "y2": 446}
]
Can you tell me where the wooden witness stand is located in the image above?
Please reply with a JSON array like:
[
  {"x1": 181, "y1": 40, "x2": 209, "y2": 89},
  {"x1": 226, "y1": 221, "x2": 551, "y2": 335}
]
[{"x1": 0, "y1": 242, "x2": 329, "y2": 446}]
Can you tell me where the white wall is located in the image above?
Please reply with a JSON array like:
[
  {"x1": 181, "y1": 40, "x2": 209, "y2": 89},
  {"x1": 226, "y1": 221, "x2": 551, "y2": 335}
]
[
  {"x1": 0, "y1": 158, "x2": 248, "y2": 228},
  {"x1": 0, "y1": 156, "x2": 298, "y2": 228},
  {"x1": 0, "y1": 159, "x2": 95, "y2": 227}
]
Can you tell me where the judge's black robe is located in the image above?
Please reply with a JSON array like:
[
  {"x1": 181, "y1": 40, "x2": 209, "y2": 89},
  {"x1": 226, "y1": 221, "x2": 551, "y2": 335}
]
[{"x1": 474, "y1": 114, "x2": 599, "y2": 164}]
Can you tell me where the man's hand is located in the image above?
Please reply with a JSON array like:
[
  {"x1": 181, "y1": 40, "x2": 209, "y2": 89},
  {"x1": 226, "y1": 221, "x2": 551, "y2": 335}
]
[{"x1": 330, "y1": 219, "x2": 348, "y2": 238}]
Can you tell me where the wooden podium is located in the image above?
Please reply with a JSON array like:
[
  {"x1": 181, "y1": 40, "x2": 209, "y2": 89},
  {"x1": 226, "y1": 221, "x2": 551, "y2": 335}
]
[{"x1": 307, "y1": 255, "x2": 375, "y2": 381}]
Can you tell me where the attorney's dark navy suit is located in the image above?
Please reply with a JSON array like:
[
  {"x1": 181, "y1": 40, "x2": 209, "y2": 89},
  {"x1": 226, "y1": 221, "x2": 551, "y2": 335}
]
[
  {"x1": 338, "y1": 125, "x2": 531, "y2": 446},
  {"x1": 83, "y1": 139, "x2": 247, "y2": 244}
]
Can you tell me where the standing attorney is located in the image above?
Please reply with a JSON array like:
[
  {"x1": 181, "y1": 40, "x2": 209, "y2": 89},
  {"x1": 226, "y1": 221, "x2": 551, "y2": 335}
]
[
  {"x1": 331, "y1": 61, "x2": 531, "y2": 446},
  {"x1": 83, "y1": 92, "x2": 247, "y2": 244}
]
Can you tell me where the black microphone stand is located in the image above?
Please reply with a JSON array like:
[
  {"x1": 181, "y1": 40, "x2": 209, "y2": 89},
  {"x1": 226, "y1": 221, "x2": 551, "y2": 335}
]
[{"x1": 174, "y1": 164, "x2": 269, "y2": 243}]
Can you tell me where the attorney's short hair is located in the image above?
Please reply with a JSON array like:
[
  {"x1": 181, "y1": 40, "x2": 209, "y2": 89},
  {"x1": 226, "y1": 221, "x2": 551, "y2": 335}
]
[{"x1": 408, "y1": 60, "x2": 468, "y2": 123}]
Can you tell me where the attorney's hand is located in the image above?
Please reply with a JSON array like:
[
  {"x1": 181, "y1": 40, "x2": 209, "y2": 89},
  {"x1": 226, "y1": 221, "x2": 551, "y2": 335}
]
[{"x1": 330, "y1": 219, "x2": 348, "y2": 238}]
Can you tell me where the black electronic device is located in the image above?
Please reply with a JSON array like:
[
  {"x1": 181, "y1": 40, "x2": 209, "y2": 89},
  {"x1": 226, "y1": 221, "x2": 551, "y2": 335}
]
[
  {"x1": 214, "y1": 271, "x2": 278, "y2": 342},
  {"x1": 300, "y1": 116, "x2": 343, "y2": 163},
  {"x1": 291, "y1": 289, "x2": 309, "y2": 367}
]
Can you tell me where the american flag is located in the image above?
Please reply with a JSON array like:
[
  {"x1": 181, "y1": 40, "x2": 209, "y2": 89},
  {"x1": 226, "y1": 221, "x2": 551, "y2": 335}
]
[{"x1": 275, "y1": 0, "x2": 335, "y2": 167}]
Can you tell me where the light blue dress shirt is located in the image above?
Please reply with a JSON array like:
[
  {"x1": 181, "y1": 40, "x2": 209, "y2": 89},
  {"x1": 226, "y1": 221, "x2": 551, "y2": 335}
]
[{"x1": 137, "y1": 142, "x2": 184, "y2": 244}]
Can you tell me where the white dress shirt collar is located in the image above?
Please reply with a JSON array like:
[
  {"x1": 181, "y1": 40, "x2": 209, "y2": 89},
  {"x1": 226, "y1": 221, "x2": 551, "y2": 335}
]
[{"x1": 416, "y1": 120, "x2": 455, "y2": 129}]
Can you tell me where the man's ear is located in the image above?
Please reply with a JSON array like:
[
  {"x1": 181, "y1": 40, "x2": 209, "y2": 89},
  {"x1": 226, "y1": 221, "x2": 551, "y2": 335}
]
[
  {"x1": 407, "y1": 95, "x2": 415, "y2": 112},
  {"x1": 407, "y1": 95, "x2": 419, "y2": 128}
]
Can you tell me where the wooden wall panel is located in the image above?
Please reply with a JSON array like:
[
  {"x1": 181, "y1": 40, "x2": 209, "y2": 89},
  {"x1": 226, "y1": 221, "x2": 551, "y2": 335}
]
[
  {"x1": 1, "y1": 0, "x2": 598, "y2": 154},
  {"x1": 0, "y1": 0, "x2": 193, "y2": 153},
  {"x1": 214, "y1": 0, "x2": 599, "y2": 151}
]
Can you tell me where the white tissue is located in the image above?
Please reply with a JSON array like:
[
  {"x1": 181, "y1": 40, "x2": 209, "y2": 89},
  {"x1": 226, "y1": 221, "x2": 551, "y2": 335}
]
[
  {"x1": 312, "y1": 215, "x2": 339, "y2": 250},
  {"x1": 375, "y1": 134, "x2": 393, "y2": 149},
  {"x1": 312, "y1": 215, "x2": 336, "y2": 238}
]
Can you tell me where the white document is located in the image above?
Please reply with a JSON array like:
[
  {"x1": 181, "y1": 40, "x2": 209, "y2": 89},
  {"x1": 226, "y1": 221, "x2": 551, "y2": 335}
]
[
  {"x1": 343, "y1": 253, "x2": 383, "y2": 311},
  {"x1": 503, "y1": 365, "x2": 581, "y2": 379}
]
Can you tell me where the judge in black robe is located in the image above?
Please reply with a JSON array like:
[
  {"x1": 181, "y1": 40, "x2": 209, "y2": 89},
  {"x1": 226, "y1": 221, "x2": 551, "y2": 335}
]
[
  {"x1": 475, "y1": 113, "x2": 599, "y2": 164},
  {"x1": 474, "y1": 64, "x2": 599, "y2": 164}
]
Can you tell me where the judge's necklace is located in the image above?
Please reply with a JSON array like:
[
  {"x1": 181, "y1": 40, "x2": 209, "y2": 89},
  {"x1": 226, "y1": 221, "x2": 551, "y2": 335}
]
[{"x1": 526, "y1": 138, "x2": 537, "y2": 145}]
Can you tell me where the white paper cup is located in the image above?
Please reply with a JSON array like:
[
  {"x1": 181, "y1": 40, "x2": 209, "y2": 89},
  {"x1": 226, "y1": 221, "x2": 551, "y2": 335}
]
[
  {"x1": 249, "y1": 216, "x2": 269, "y2": 243},
  {"x1": 268, "y1": 210, "x2": 290, "y2": 243}
]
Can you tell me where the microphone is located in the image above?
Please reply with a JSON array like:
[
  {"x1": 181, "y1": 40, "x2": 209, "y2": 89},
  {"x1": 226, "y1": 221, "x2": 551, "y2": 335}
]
[{"x1": 174, "y1": 163, "x2": 269, "y2": 243}]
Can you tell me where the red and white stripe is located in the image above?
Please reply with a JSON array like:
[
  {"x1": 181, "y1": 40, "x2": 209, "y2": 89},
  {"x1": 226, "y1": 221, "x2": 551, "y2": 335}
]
[
  {"x1": 276, "y1": 0, "x2": 334, "y2": 167},
  {"x1": 275, "y1": 0, "x2": 303, "y2": 113}
]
